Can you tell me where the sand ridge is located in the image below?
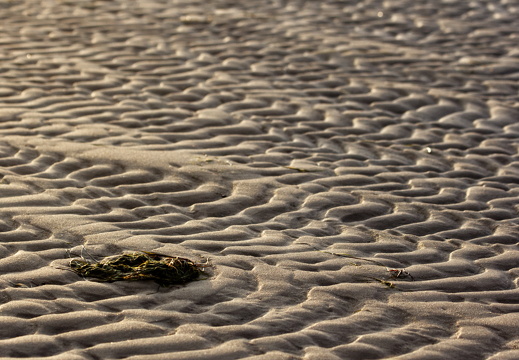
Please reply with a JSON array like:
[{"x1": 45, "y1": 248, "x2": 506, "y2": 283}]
[{"x1": 0, "y1": 0, "x2": 518, "y2": 359}]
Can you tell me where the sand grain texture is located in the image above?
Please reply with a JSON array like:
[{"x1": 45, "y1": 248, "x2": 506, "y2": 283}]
[{"x1": 0, "y1": 0, "x2": 518, "y2": 359}]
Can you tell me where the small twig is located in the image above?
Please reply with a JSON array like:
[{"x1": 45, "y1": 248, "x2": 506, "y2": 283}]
[
  {"x1": 284, "y1": 166, "x2": 311, "y2": 172},
  {"x1": 80, "y1": 246, "x2": 99, "y2": 263},
  {"x1": 320, "y1": 250, "x2": 388, "y2": 267},
  {"x1": 362, "y1": 277, "x2": 396, "y2": 289},
  {"x1": 298, "y1": 242, "x2": 414, "y2": 282},
  {"x1": 387, "y1": 268, "x2": 415, "y2": 281}
]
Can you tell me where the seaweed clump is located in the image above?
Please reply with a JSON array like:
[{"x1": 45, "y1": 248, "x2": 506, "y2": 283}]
[{"x1": 70, "y1": 251, "x2": 204, "y2": 287}]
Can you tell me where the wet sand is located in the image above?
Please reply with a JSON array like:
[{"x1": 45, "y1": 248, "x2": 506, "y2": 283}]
[{"x1": 0, "y1": 1, "x2": 518, "y2": 359}]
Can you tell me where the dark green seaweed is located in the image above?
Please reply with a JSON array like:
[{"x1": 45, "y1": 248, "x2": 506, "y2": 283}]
[{"x1": 70, "y1": 251, "x2": 204, "y2": 287}]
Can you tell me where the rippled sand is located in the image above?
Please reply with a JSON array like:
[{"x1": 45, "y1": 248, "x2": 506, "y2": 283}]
[{"x1": 0, "y1": 1, "x2": 518, "y2": 359}]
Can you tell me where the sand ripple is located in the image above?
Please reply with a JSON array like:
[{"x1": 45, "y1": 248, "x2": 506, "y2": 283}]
[{"x1": 0, "y1": 0, "x2": 518, "y2": 359}]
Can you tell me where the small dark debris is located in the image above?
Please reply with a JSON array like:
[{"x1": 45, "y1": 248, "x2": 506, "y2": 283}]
[{"x1": 69, "y1": 251, "x2": 205, "y2": 287}]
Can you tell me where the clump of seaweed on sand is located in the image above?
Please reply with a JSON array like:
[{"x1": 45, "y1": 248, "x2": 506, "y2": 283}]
[{"x1": 69, "y1": 251, "x2": 206, "y2": 287}]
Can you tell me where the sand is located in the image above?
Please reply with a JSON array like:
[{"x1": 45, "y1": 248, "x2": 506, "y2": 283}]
[{"x1": 0, "y1": 0, "x2": 518, "y2": 359}]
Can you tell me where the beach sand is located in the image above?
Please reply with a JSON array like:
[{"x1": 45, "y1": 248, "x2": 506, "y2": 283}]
[{"x1": 0, "y1": 0, "x2": 518, "y2": 359}]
